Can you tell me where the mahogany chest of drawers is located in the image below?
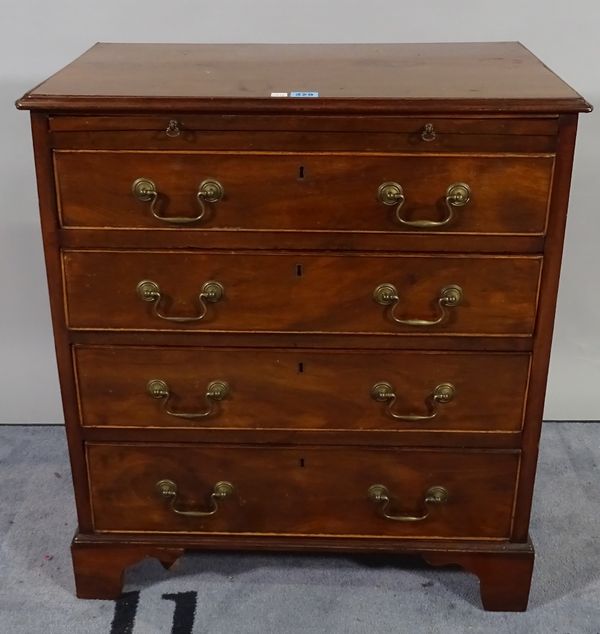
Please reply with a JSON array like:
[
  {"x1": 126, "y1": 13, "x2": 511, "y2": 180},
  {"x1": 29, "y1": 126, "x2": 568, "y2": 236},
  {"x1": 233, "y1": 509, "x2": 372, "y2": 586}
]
[{"x1": 17, "y1": 42, "x2": 590, "y2": 611}]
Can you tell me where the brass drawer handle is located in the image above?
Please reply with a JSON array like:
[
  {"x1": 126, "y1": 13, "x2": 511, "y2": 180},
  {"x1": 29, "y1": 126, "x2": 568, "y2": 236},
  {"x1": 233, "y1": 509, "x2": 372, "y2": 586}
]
[
  {"x1": 373, "y1": 283, "x2": 463, "y2": 327},
  {"x1": 420, "y1": 122, "x2": 437, "y2": 142},
  {"x1": 136, "y1": 279, "x2": 224, "y2": 323},
  {"x1": 165, "y1": 119, "x2": 181, "y2": 137},
  {"x1": 371, "y1": 381, "x2": 455, "y2": 421},
  {"x1": 377, "y1": 181, "x2": 470, "y2": 228},
  {"x1": 146, "y1": 379, "x2": 230, "y2": 419},
  {"x1": 368, "y1": 484, "x2": 448, "y2": 522},
  {"x1": 131, "y1": 177, "x2": 224, "y2": 225},
  {"x1": 156, "y1": 479, "x2": 234, "y2": 517}
]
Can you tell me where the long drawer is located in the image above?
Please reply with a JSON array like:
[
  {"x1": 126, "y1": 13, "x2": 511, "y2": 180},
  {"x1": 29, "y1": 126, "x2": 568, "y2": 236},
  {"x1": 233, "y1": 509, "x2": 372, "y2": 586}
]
[
  {"x1": 55, "y1": 151, "x2": 553, "y2": 235},
  {"x1": 74, "y1": 346, "x2": 530, "y2": 432},
  {"x1": 62, "y1": 251, "x2": 542, "y2": 335},
  {"x1": 87, "y1": 443, "x2": 519, "y2": 538}
]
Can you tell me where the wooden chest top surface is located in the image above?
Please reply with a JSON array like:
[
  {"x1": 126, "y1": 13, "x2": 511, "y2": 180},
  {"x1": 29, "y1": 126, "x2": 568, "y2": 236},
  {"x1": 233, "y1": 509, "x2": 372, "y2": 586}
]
[{"x1": 16, "y1": 42, "x2": 590, "y2": 113}]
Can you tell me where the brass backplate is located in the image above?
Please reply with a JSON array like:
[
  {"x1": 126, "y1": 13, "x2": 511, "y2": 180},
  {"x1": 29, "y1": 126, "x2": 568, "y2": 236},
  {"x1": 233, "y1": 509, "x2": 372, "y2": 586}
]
[
  {"x1": 213, "y1": 481, "x2": 235, "y2": 498},
  {"x1": 147, "y1": 379, "x2": 169, "y2": 399},
  {"x1": 370, "y1": 381, "x2": 394, "y2": 402},
  {"x1": 201, "y1": 281, "x2": 225, "y2": 302},
  {"x1": 136, "y1": 280, "x2": 160, "y2": 301},
  {"x1": 131, "y1": 177, "x2": 156, "y2": 201},
  {"x1": 156, "y1": 479, "x2": 177, "y2": 497},
  {"x1": 367, "y1": 484, "x2": 389, "y2": 501},
  {"x1": 373, "y1": 283, "x2": 398, "y2": 306},
  {"x1": 206, "y1": 380, "x2": 230, "y2": 401}
]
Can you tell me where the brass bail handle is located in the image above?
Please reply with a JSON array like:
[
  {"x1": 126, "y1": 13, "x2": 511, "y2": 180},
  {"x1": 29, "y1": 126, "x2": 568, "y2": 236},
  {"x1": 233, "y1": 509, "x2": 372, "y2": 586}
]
[
  {"x1": 131, "y1": 177, "x2": 224, "y2": 225},
  {"x1": 421, "y1": 123, "x2": 437, "y2": 142},
  {"x1": 373, "y1": 283, "x2": 463, "y2": 327},
  {"x1": 377, "y1": 181, "x2": 471, "y2": 228},
  {"x1": 156, "y1": 479, "x2": 235, "y2": 517},
  {"x1": 136, "y1": 279, "x2": 224, "y2": 323},
  {"x1": 370, "y1": 381, "x2": 456, "y2": 421},
  {"x1": 165, "y1": 119, "x2": 181, "y2": 137},
  {"x1": 368, "y1": 484, "x2": 449, "y2": 522},
  {"x1": 146, "y1": 379, "x2": 230, "y2": 419}
]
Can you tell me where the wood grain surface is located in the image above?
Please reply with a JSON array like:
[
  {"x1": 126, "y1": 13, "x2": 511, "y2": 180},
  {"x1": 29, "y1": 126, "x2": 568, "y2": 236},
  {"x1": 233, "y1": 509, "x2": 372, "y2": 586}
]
[
  {"x1": 55, "y1": 151, "x2": 553, "y2": 235},
  {"x1": 62, "y1": 250, "x2": 542, "y2": 335},
  {"x1": 87, "y1": 443, "x2": 519, "y2": 538},
  {"x1": 74, "y1": 346, "x2": 530, "y2": 433},
  {"x1": 17, "y1": 43, "x2": 590, "y2": 113}
]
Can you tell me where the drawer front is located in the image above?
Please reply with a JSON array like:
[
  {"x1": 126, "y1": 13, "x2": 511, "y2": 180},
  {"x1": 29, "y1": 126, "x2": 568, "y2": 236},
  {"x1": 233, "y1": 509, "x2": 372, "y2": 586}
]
[
  {"x1": 63, "y1": 251, "x2": 541, "y2": 335},
  {"x1": 75, "y1": 346, "x2": 530, "y2": 432},
  {"x1": 87, "y1": 443, "x2": 519, "y2": 538},
  {"x1": 55, "y1": 151, "x2": 553, "y2": 235},
  {"x1": 50, "y1": 116, "x2": 558, "y2": 154}
]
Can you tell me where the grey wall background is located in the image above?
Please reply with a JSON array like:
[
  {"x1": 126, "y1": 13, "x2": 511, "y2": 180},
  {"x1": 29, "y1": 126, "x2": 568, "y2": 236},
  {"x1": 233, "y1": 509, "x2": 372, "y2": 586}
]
[{"x1": 1, "y1": 1, "x2": 599, "y2": 423}]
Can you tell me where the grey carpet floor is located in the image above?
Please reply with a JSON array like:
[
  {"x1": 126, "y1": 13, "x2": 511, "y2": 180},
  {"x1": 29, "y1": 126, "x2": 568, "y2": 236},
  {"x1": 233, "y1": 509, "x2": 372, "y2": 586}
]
[{"x1": 0, "y1": 423, "x2": 599, "y2": 634}]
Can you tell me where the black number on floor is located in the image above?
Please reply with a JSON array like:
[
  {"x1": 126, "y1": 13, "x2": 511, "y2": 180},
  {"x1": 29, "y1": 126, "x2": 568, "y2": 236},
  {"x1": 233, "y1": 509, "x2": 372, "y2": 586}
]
[
  {"x1": 162, "y1": 591, "x2": 198, "y2": 634},
  {"x1": 109, "y1": 591, "x2": 139, "y2": 634}
]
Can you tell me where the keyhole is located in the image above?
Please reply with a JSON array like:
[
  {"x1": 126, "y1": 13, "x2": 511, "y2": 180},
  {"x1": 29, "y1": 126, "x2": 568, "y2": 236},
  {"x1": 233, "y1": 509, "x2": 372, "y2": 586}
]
[
  {"x1": 299, "y1": 458, "x2": 305, "y2": 468},
  {"x1": 298, "y1": 362, "x2": 304, "y2": 373},
  {"x1": 296, "y1": 264, "x2": 303, "y2": 277},
  {"x1": 298, "y1": 165, "x2": 305, "y2": 180}
]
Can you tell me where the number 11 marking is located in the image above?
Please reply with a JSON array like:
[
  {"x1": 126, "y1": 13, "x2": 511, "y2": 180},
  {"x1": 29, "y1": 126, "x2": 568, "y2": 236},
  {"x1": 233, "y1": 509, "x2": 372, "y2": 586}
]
[{"x1": 110, "y1": 590, "x2": 198, "y2": 634}]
